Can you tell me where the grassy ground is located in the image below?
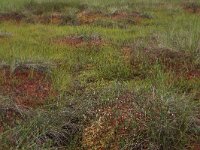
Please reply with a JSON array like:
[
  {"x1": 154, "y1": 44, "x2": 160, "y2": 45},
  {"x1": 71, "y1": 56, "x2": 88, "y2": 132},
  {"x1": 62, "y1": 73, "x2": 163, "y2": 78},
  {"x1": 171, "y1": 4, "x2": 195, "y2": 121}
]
[{"x1": 0, "y1": 0, "x2": 200, "y2": 149}]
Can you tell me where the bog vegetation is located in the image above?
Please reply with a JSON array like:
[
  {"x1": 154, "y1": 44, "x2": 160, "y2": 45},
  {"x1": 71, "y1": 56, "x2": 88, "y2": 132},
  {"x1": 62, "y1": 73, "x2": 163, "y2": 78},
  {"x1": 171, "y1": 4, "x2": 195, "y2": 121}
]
[{"x1": 0, "y1": 0, "x2": 200, "y2": 149}]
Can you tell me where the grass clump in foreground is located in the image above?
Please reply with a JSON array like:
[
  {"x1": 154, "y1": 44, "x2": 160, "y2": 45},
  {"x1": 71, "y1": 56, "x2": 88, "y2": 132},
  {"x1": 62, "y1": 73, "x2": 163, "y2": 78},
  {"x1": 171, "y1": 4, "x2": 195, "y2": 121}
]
[
  {"x1": 82, "y1": 86, "x2": 199, "y2": 150},
  {"x1": 0, "y1": 0, "x2": 200, "y2": 149}
]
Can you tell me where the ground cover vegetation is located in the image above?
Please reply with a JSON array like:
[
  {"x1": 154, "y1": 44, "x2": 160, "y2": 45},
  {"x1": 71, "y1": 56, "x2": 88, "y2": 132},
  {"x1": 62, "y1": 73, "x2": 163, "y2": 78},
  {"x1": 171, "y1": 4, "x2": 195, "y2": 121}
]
[{"x1": 0, "y1": 0, "x2": 200, "y2": 149}]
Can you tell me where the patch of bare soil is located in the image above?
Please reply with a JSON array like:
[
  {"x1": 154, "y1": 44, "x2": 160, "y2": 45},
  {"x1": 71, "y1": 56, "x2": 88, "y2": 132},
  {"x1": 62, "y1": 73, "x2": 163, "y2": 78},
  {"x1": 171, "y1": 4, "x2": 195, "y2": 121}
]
[
  {"x1": 82, "y1": 92, "x2": 147, "y2": 150},
  {"x1": 183, "y1": 3, "x2": 200, "y2": 14},
  {"x1": 54, "y1": 35, "x2": 105, "y2": 47},
  {"x1": 0, "y1": 65, "x2": 54, "y2": 108},
  {"x1": 0, "y1": 12, "x2": 25, "y2": 22}
]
